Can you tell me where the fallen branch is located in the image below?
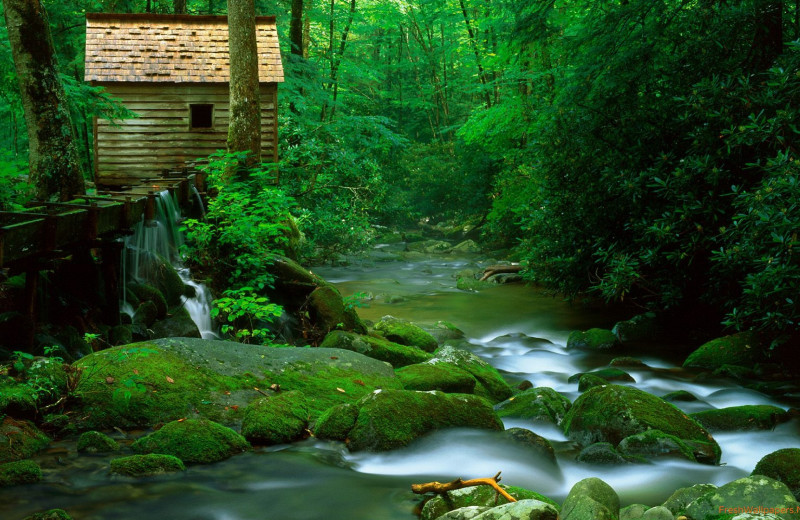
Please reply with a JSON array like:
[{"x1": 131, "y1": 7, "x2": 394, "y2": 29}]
[
  {"x1": 411, "y1": 471, "x2": 516, "y2": 503},
  {"x1": 480, "y1": 264, "x2": 523, "y2": 282}
]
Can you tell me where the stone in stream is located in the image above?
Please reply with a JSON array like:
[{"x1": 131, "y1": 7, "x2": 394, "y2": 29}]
[
  {"x1": 76, "y1": 430, "x2": 119, "y2": 454},
  {"x1": 753, "y1": 448, "x2": 800, "y2": 500},
  {"x1": 420, "y1": 484, "x2": 559, "y2": 520},
  {"x1": 682, "y1": 331, "x2": 764, "y2": 370},
  {"x1": 578, "y1": 373, "x2": 609, "y2": 392},
  {"x1": 149, "y1": 306, "x2": 201, "y2": 339},
  {"x1": 560, "y1": 477, "x2": 619, "y2": 520},
  {"x1": 501, "y1": 427, "x2": 556, "y2": 464},
  {"x1": 319, "y1": 330, "x2": 432, "y2": 368},
  {"x1": 683, "y1": 475, "x2": 800, "y2": 520},
  {"x1": 577, "y1": 442, "x2": 639, "y2": 464},
  {"x1": 0, "y1": 417, "x2": 50, "y2": 463},
  {"x1": 494, "y1": 387, "x2": 571, "y2": 425},
  {"x1": 427, "y1": 344, "x2": 513, "y2": 402},
  {"x1": 660, "y1": 483, "x2": 717, "y2": 515},
  {"x1": 616, "y1": 430, "x2": 697, "y2": 463},
  {"x1": 612, "y1": 313, "x2": 659, "y2": 344},
  {"x1": 109, "y1": 453, "x2": 185, "y2": 477},
  {"x1": 373, "y1": 316, "x2": 439, "y2": 352},
  {"x1": 132, "y1": 418, "x2": 249, "y2": 464},
  {"x1": 567, "y1": 367, "x2": 635, "y2": 385},
  {"x1": 241, "y1": 390, "x2": 309, "y2": 445},
  {"x1": 690, "y1": 405, "x2": 789, "y2": 432},
  {"x1": 396, "y1": 362, "x2": 477, "y2": 393},
  {"x1": 561, "y1": 385, "x2": 721, "y2": 464},
  {"x1": 567, "y1": 328, "x2": 621, "y2": 351},
  {"x1": 0, "y1": 459, "x2": 41, "y2": 486}
]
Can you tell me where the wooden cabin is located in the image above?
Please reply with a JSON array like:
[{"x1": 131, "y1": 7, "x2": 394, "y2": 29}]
[{"x1": 84, "y1": 13, "x2": 284, "y2": 185}]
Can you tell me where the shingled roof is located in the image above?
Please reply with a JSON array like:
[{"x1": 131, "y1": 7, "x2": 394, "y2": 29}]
[{"x1": 85, "y1": 13, "x2": 284, "y2": 83}]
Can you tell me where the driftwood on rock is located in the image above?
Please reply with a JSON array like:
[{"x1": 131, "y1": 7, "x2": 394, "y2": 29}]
[
  {"x1": 480, "y1": 264, "x2": 523, "y2": 282},
  {"x1": 411, "y1": 471, "x2": 517, "y2": 503}
]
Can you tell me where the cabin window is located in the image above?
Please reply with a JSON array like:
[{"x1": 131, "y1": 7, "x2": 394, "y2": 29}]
[{"x1": 190, "y1": 104, "x2": 214, "y2": 129}]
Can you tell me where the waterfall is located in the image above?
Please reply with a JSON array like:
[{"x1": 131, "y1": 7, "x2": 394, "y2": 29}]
[{"x1": 122, "y1": 190, "x2": 217, "y2": 339}]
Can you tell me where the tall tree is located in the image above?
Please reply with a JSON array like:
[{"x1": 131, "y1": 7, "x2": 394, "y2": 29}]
[
  {"x1": 2, "y1": 0, "x2": 85, "y2": 201},
  {"x1": 290, "y1": 0, "x2": 304, "y2": 55},
  {"x1": 174, "y1": 0, "x2": 187, "y2": 14},
  {"x1": 226, "y1": 0, "x2": 261, "y2": 167}
]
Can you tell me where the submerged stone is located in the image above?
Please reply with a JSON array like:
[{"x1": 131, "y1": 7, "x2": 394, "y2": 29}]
[
  {"x1": 567, "y1": 329, "x2": 620, "y2": 351},
  {"x1": 494, "y1": 387, "x2": 571, "y2": 425},
  {"x1": 109, "y1": 453, "x2": 185, "y2": 477},
  {"x1": 374, "y1": 316, "x2": 438, "y2": 352},
  {"x1": 77, "y1": 431, "x2": 119, "y2": 454},
  {"x1": 132, "y1": 418, "x2": 249, "y2": 464},
  {"x1": 577, "y1": 442, "x2": 637, "y2": 465},
  {"x1": 690, "y1": 405, "x2": 788, "y2": 432}
]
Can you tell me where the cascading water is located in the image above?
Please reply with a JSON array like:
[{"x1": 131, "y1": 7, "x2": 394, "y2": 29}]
[{"x1": 122, "y1": 190, "x2": 217, "y2": 339}]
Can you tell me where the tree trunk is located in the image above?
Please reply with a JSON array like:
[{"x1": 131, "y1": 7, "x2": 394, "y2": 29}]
[
  {"x1": 290, "y1": 0, "x2": 304, "y2": 55},
  {"x1": 3, "y1": 0, "x2": 85, "y2": 201},
  {"x1": 226, "y1": 0, "x2": 261, "y2": 168},
  {"x1": 458, "y1": 0, "x2": 492, "y2": 107},
  {"x1": 174, "y1": 0, "x2": 187, "y2": 14},
  {"x1": 749, "y1": 0, "x2": 783, "y2": 71}
]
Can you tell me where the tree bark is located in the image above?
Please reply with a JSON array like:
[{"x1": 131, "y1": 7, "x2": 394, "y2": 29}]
[
  {"x1": 749, "y1": 0, "x2": 783, "y2": 71},
  {"x1": 3, "y1": 0, "x2": 85, "y2": 201},
  {"x1": 458, "y1": 0, "x2": 492, "y2": 107},
  {"x1": 227, "y1": 0, "x2": 261, "y2": 168},
  {"x1": 290, "y1": 0, "x2": 304, "y2": 55},
  {"x1": 174, "y1": 0, "x2": 187, "y2": 14}
]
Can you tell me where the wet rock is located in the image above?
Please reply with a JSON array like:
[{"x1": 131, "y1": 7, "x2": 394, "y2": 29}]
[
  {"x1": 407, "y1": 240, "x2": 453, "y2": 254},
  {"x1": 77, "y1": 431, "x2": 119, "y2": 454},
  {"x1": 241, "y1": 390, "x2": 309, "y2": 445},
  {"x1": 308, "y1": 285, "x2": 366, "y2": 335},
  {"x1": 612, "y1": 313, "x2": 659, "y2": 344},
  {"x1": 568, "y1": 368, "x2": 635, "y2": 385},
  {"x1": 610, "y1": 357, "x2": 648, "y2": 368},
  {"x1": 429, "y1": 345, "x2": 512, "y2": 402},
  {"x1": 313, "y1": 403, "x2": 359, "y2": 441},
  {"x1": 420, "y1": 484, "x2": 559, "y2": 520},
  {"x1": 422, "y1": 321, "x2": 466, "y2": 344},
  {"x1": 682, "y1": 332, "x2": 764, "y2": 371},
  {"x1": 0, "y1": 459, "x2": 41, "y2": 486},
  {"x1": 620, "y1": 504, "x2": 650, "y2": 520},
  {"x1": 320, "y1": 331, "x2": 431, "y2": 368},
  {"x1": 109, "y1": 453, "x2": 185, "y2": 477},
  {"x1": 578, "y1": 374, "x2": 609, "y2": 392},
  {"x1": 753, "y1": 448, "x2": 800, "y2": 500},
  {"x1": 486, "y1": 273, "x2": 523, "y2": 284},
  {"x1": 684, "y1": 476, "x2": 800, "y2": 520},
  {"x1": 128, "y1": 283, "x2": 168, "y2": 320},
  {"x1": 0, "y1": 381, "x2": 37, "y2": 419},
  {"x1": 109, "y1": 324, "x2": 133, "y2": 345},
  {"x1": 495, "y1": 387, "x2": 571, "y2": 425},
  {"x1": 562, "y1": 385, "x2": 720, "y2": 464},
  {"x1": 22, "y1": 509, "x2": 73, "y2": 520},
  {"x1": 617, "y1": 430, "x2": 696, "y2": 462},
  {"x1": 661, "y1": 483, "x2": 717, "y2": 515},
  {"x1": 577, "y1": 442, "x2": 636, "y2": 464},
  {"x1": 662, "y1": 390, "x2": 698, "y2": 402},
  {"x1": 472, "y1": 499, "x2": 559, "y2": 520},
  {"x1": 713, "y1": 364, "x2": 756, "y2": 380},
  {"x1": 0, "y1": 417, "x2": 50, "y2": 463},
  {"x1": 344, "y1": 389, "x2": 503, "y2": 451},
  {"x1": 132, "y1": 418, "x2": 250, "y2": 464},
  {"x1": 690, "y1": 405, "x2": 788, "y2": 432},
  {"x1": 438, "y1": 506, "x2": 492, "y2": 520},
  {"x1": 567, "y1": 329, "x2": 620, "y2": 351},
  {"x1": 452, "y1": 240, "x2": 481, "y2": 254},
  {"x1": 374, "y1": 316, "x2": 438, "y2": 352},
  {"x1": 396, "y1": 362, "x2": 477, "y2": 393},
  {"x1": 148, "y1": 257, "x2": 188, "y2": 307},
  {"x1": 133, "y1": 300, "x2": 159, "y2": 328},
  {"x1": 502, "y1": 427, "x2": 556, "y2": 464},
  {"x1": 150, "y1": 306, "x2": 201, "y2": 339},
  {"x1": 643, "y1": 506, "x2": 674, "y2": 520},
  {"x1": 561, "y1": 477, "x2": 619, "y2": 520}
]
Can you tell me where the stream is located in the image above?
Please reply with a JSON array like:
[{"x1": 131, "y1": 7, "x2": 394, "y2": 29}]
[{"x1": 2, "y1": 251, "x2": 798, "y2": 520}]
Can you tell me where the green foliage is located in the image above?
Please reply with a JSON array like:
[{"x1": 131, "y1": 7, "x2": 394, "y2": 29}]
[
  {"x1": 212, "y1": 287, "x2": 283, "y2": 343},
  {"x1": 0, "y1": 152, "x2": 31, "y2": 210}
]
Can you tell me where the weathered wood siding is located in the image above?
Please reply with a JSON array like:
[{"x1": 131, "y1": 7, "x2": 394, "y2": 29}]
[{"x1": 94, "y1": 82, "x2": 277, "y2": 183}]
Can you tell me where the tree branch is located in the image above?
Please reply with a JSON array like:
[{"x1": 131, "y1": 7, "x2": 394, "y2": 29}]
[{"x1": 411, "y1": 472, "x2": 516, "y2": 503}]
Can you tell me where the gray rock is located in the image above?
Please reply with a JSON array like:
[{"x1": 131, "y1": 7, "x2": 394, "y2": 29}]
[
  {"x1": 661, "y1": 484, "x2": 717, "y2": 515},
  {"x1": 561, "y1": 478, "x2": 620, "y2": 520},
  {"x1": 621, "y1": 504, "x2": 650, "y2": 520},
  {"x1": 502, "y1": 428, "x2": 556, "y2": 464},
  {"x1": 150, "y1": 307, "x2": 201, "y2": 339},
  {"x1": 643, "y1": 506, "x2": 673, "y2": 520},
  {"x1": 439, "y1": 507, "x2": 492, "y2": 520},
  {"x1": 420, "y1": 484, "x2": 559, "y2": 520},
  {"x1": 472, "y1": 499, "x2": 558, "y2": 520}
]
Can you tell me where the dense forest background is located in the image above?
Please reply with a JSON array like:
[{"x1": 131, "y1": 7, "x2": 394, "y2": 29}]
[{"x1": 1, "y1": 0, "x2": 799, "y2": 345}]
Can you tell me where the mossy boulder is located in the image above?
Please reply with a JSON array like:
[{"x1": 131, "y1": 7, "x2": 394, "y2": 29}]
[
  {"x1": 109, "y1": 453, "x2": 185, "y2": 477},
  {"x1": 22, "y1": 510, "x2": 73, "y2": 520},
  {"x1": 423, "y1": 321, "x2": 466, "y2": 344},
  {"x1": 150, "y1": 307, "x2": 201, "y2": 339},
  {"x1": 339, "y1": 389, "x2": 503, "y2": 451},
  {"x1": 133, "y1": 300, "x2": 159, "y2": 328},
  {"x1": 683, "y1": 332, "x2": 764, "y2": 370},
  {"x1": 753, "y1": 449, "x2": 800, "y2": 499},
  {"x1": 562, "y1": 385, "x2": 721, "y2": 464},
  {"x1": 494, "y1": 387, "x2": 571, "y2": 425},
  {"x1": 662, "y1": 390, "x2": 698, "y2": 402},
  {"x1": 420, "y1": 483, "x2": 559, "y2": 520},
  {"x1": 610, "y1": 357, "x2": 648, "y2": 368},
  {"x1": 241, "y1": 390, "x2": 309, "y2": 445},
  {"x1": 74, "y1": 338, "x2": 401, "y2": 429},
  {"x1": 568, "y1": 368, "x2": 635, "y2": 384},
  {"x1": 308, "y1": 285, "x2": 366, "y2": 335},
  {"x1": 427, "y1": 345, "x2": 512, "y2": 402},
  {"x1": 320, "y1": 330, "x2": 432, "y2": 368},
  {"x1": 77, "y1": 431, "x2": 119, "y2": 454},
  {"x1": 0, "y1": 417, "x2": 50, "y2": 463},
  {"x1": 567, "y1": 329, "x2": 621, "y2": 351},
  {"x1": 395, "y1": 362, "x2": 477, "y2": 393},
  {"x1": 561, "y1": 477, "x2": 619, "y2": 520},
  {"x1": 578, "y1": 373, "x2": 609, "y2": 392},
  {"x1": 577, "y1": 442, "x2": 637, "y2": 464},
  {"x1": 661, "y1": 483, "x2": 718, "y2": 515},
  {"x1": 456, "y1": 276, "x2": 492, "y2": 292},
  {"x1": 312, "y1": 403, "x2": 359, "y2": 441},
  {"x1": 690, "y1": 405, "x2": 788, "y2": 432},
  {"x1": 612, "y1": 313, "x2": 659, "y2": 343},
  {"x1": 0, "y1": 380, "x2": 37, "y2": 418},
  {"x1": 148, "y1": 257, "x2": 188, "y2": 307},
  {"x1": 128, "y1": 283, "x2": 168, "y2": 320},
  {"x1": 617, "y1": 429, "x2": 696, "y2": 462},
  {"x1": 373, "y1": 316, "x2": 438, "y2": 352},
  {"x1": 471, "y1": 500, "x2": 558, "y2": 520},
  {"x1": 0, "y1": 459, "x2": 41, "y2": 486},
  {"x1": 132, "y1": 418, "x2": 249, "y2": 464},
  {"x1": 502, "y1": 427, "x2": 556, "y2": 464},
  {"x1": 684, "y1": 476, "x2": 800, "y2": 520}
]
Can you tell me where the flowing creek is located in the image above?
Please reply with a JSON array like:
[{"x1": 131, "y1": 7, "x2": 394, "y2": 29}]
[{"x1": 2, "y1": 252, "x2": 798, "y2": 520}]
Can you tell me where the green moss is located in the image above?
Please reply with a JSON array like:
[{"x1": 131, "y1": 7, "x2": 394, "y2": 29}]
[
  {"x1": 577, "y1": 442, "x2": 639, "y2": 464},
  {"x1": 150, "y1": 258, "x2": 187, "y2": 306},
  {"x1": 22, "y1": 510, "x2": 73, "y2": 520},
  {"x1": 609, "y1": 356, "x2": 647, "y2": 368},
  {"x1": 109, "y1": 453, "x2": 185, "y2": 477},
  {"x1": 319, "y1": 331, "x2": 432, "y2": 368},
  {"x1": 0, "y1": 459, "x2": 41, "y2": 486},
  {"x1": 308, "y1": 285, "x2": 367, "y2": 334},
  {"x1": 662, "y1": 390, "x2": 698, "y2": 402},
  {"x1": 562, "y1": 384, "x2": 721, "y2": 465},
  {"x1": 373, "y1": 317, "x2": 438, "y2": 352},
  {"x1": 567, "y1": 329, "x2": 620, "y2": 351},
  {"x1": 313, "y1": 403, "x2": 359, "y2": 441},
  {"x1": 690, "y1": 405, "x2": 788, "y2": 432},
  {"x1": 683, "y1": 332, "x2": 763, "y2": 370},
  {"x1": 752, "y1": 448, "x2": 800, "y2": 499},
  {"x1": 0, "y1": 417, "x2": 50, "y2": 463},
  {"x1": 132, "y1": 419, "x2": 250, "y2": 464},
  {"x1": 503, "y1": 427, "x2": 556, "y2": 463},
  {"x1": 568, "y1": 367, "x2": 634, "y2": 384},
  {"x1": 617, "y1": 429, "x2": 696, "y2": 462},
  {"x1": 77, "y1": 431, "x2": 119, "y2": 454},
  {"x1": 420, "y1": 484, "x2": 559, "y2": 520},
  {"x1": 347, "y1": 389, "x2": 503, "y2": 451},
  {"x1": 612, "y1": 313, "x2": 658, "y2": 343},
  {"x1": 150, "y1": 306, "x2": 201, "y2": 339},
  {"x1": 0, "y1": 381, "x2": 37, "y2": 417},
  {"x1": 128, "y1": 283, "x2": 168, "y2": 320},
  {"x1": 456, "y1": 276, "x2": 491, "y2": 291},
  {"x1": 241, "y1": 391, "x2": 309, "y2": 445},
  {"x1": 428, "y1": 345, "x2": 512, "y2": 402},
  {"x1": 495, "y1": 387, "x2": 571, "y2": 425},
  {"x1": 395, "y1": 362, "x2": 476, "y2": 393},
  {"x1": 578, "y1": 373, "x2": 609, "y2": 392}
]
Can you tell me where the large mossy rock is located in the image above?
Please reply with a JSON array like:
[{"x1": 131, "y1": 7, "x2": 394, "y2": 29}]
[
  {"x1": 150, "y1": 307, "x2": 201, "y2": 339},
  {"x1": 0, "y1": 380, "x2": 37, "y2": 418},
  {"x1": 373, "y1": 316, "x2": 438, "y2": 352},
  {"x1": 320, "y1": 331, "x2": 432, "y2": 368},
  {"x1": 307, "y1": 285, "x2": 365, "y2": 335},
  {"x1": 109, "y1": 453, "x2": 185, "y2": 477},
  {"x1": 502, "y1": 427, "x2": 556, "y2": 464},
  {"x1": 426, "y1": 345, "x2": 512, "y2": 402},
  {"x1": 684, "y1": 476, "x2": 800, "y2": 520},
  {"x1": 132, "y1": 418, "x2": 249, "y2": 464},
  {"x1": 661, "y1": 483, "x2": 718, "y2": 515},
  {"x1": 0, "y1": 459, "x2": 41, "y2": 486},
  {"x1": 567, "y1": 329, "x2": 620, "y2": 351},
  {"x1": 568, "y1": 368, "x2": 634, "y2": 384},
  {"x1": 74, "y1": 338, "x2": 401, "y2": 429},
  {"x1": 753, "y1": 449, "x2": 800, "y2": 500},
  {"x1": 0, "y1": 417, "x2": 50, "y2": 463},
  {"x1": 395, "y1": 362, "x2": 477, "y2": 393},
  {"x1": 690, "y1": 405, "x2": 788, "y2": 432},
  {"x1": 683, "y1": 332, "x2": 764, "y2": 370},
  {"x1": 320, "y1": 389, "x2": 503, "y2": 451},
  {"x1": 128, "y1": 283, "x2": 168, "y2": 320},
  {"x1": 562, "y1": 385, "x2": 721, "y2": 464},
  {"x1": 241, "y1": 390, "x2": 309, "y2": 445},
  {"x1": 612, "y1": 313, "x2": 659, "y2": 344},
  {"x1": 560, "y1": 478, "x2": 619, "y2": 520},
  {"x1": 577, "y1": 442, "x2": 637, "y2": 464},
  {"x1": 617, "y1": 430, "x2": 696, "y2": 462},
  {"x1": 77, "y1": 431, "x2": 119, "y2": 454},
  {"x1": 494, "y1": 387, "x2": 571, "y2": 425},
  {"x1": 420, "y1": 483, "x2": 559, "y2": 520}
]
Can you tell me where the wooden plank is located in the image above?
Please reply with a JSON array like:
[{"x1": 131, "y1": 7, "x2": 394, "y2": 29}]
[{"x1": 1, "y1": 219, "x2": 46, "y2": 265}]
